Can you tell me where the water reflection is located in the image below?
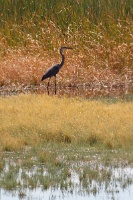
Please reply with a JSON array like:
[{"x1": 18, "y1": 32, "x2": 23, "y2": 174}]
[
  {"x1": 1, "y1": 183, "x2": 133, "y2": 200},
  {"x1": 0, "y1": 158, "x2": 133, "y2": 200}
]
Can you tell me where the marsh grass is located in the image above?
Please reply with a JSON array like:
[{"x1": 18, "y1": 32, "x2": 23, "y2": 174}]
[
  {"x1": 0, "y1": 0, "x2": 132, "y2": 92},
  {"x1": 0, "y1": 94, "x2": 133, "y2": 150},
  {"x1": 0, "y1": 143, "x2": 133, "y2": 196},
  {"x1": 0, "y1": 0, "x2": 133, "y2": 48}
]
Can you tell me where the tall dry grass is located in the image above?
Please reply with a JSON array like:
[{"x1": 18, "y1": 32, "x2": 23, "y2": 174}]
[
  {"x1": 0, "y1": 0, "x2": 132, "y2": 95},
  {"x1": 0, "y1": 94, "x2": 133, "y2": 150},
  {"x1": 0, "y1": 43, "x2": 132, "y2": 92}
]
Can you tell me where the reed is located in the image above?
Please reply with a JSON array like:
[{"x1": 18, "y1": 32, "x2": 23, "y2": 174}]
[
  {"x1": 0, "y1": 0, "x2": 132, "y2": 48},
  {"x1": 0, "y1": 0, "x2": 132, "y2": 91}
]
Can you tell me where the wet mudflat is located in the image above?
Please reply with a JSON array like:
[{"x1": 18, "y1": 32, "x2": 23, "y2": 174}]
[{"x1": 0, "y1": 144, "x2": 133, "y2": 200}]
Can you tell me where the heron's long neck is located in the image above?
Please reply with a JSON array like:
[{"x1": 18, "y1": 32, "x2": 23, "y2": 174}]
[{"x1": 59, "y1": 52, "x2": 65, "y2": 69}]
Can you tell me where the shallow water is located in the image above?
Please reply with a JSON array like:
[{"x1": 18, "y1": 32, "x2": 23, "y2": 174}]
[
  {"x1": 1, "y1": 163, "x2": 133, "y2": 200},
  {"x1": 1, "y1": 184, "x2": 133, "y2": 200},
  {"x1": 1, "y1": 146, "x2": 133, "y2": 200}
]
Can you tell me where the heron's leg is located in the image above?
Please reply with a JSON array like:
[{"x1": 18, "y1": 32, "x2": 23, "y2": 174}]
[
  {"x1": 47, "y1": 77, "x2": 51, "y2": 95},
  {"x1": 55, "y1": 75, "x2": 56, "y2": 95}
]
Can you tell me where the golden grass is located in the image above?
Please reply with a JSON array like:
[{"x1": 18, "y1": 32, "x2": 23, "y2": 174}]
[{"x1": 0, "y1": 94, "x2": 133, "y2": 150}]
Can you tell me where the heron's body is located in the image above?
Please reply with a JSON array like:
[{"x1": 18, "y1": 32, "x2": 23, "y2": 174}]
[{"x1": 41, "y1": 46, "x2": 72, "y2": 94}]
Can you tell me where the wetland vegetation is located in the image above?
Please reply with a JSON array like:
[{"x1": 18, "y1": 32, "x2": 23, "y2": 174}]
[
  {"x1": 0, "y1": 95, "x2": 133, "y2": 199},
  {"x1": 0, "y1": 0, "x2": 133, "y2": 199},
  {"x1": 0, "y1": 143, "x2": 133, "y2": 200},
  {"x1": 0, "y1": 94, "x2": 133, "y2": 150},
  {"x1": 0, "y1": 0, "x2": 132, "y2": 97}
]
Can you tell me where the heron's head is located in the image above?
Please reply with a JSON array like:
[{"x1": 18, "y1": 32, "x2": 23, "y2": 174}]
[{"x1": 60, "y1": 46, "x2": 73, "y2": 54}]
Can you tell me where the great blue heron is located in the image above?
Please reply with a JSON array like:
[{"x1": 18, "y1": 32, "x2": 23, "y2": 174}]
[{"x1": 41, "y1": 46, "x2": 72, "y2": 95}]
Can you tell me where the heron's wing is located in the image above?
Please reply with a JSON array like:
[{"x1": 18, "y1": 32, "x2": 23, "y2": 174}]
[
  {"x1": 42, "y1": 64, "x2": 60, "y2": 80},
  {"x1": 46, "y1": 64, "x2": 60, "y2": 76}
]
